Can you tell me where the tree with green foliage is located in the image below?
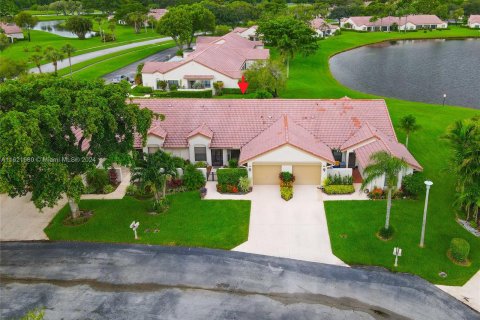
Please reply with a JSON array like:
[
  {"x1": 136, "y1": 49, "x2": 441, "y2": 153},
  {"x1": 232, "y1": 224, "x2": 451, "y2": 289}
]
[
  {"x1": 0, "y1": 75, "x2": 154, "y2": 218},
  {"x1": 44, "y1": 46, "x2": 64, "y2": 75},
  {"x1": 0, "y1": 34, "x2": 10, "y2": 52},
  {"x1": 0, "y1": 56, "x2": 27, "y2": 81},
  {"x1": 157, "y1": 6, "x2": 192, "y2": 50},
  {"x1": 127, "y1": 11, "x2": 146, "y2": 34},
  {"x1": 62, "y1": 43, "x2": 76, "y2": 76},
  {"x1": 0, "y1": 0, "x2": 18, "y2": 21},
  {"x1": 215, "y1": 24, "x2": 230, "y2": 35},
  {"x1": 114, "y1": 0, "x2": 147, "y2": 22},
  {"x1": 29, "y1": 53, "x2": 44, "y2": 73},
  {"x1": 257, "y1": 16, "x2": 318, "y2": 77},
  {"x1": 65, "y1": 16, "x2": 93, "y2": 39},
  {"x1": 185, "y1": 4, "x2": 215, "y2": 48},
  {"x1": 14, "y1": 12, "x2": 38, "y2": 42},
  {"x1": 361, "y1": 151, "x2": 408, "y2": 237},
  {"x1": 399, "y1": 114, "x2": 421, "y2": 148},
  {"x1": 243, "y1": 59, "x2": 286, "y2": 97}
]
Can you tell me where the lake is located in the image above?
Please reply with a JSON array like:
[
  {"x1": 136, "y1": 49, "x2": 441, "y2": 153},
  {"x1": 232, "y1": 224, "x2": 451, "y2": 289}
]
[
  {"x1": 329, "y1": 39, "x2": 480, "y2": 109},
  {"x1": 33, "y1": 20, "x2": 96, "y2": 39}
]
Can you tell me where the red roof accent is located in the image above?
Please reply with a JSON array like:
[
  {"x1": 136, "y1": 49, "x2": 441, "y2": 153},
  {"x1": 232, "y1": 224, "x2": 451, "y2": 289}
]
[
  {"x1": 468, "y1": 15, "x2": 480, "y2": 24},
  {"x1": 0, "y1": 23, "x2": 22, "y2": 34},
  {"x1": 187, "y1": 123, "x2": 213, "y2": 139},
  {"x1": 239, "y1": 115, "x2": 335, "y2": 163},
  {"x1": 148, "y1": 9, "x2": 167, "y2": 20}
]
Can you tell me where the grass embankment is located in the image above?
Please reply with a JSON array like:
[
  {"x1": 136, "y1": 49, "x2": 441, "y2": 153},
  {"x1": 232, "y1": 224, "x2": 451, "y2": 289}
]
[
  {"x1": 276, "y1": 26, "x2": 479, "y2": 285},
  {"x1": 45, "y1": 192, "x2": 251, "y2": 250},
  {"x1": 2, "y1": 21, "x2": 162, "y2": 67},
  {"x1": 58, "y1": 41, "x2": 175, "y2": 80}
]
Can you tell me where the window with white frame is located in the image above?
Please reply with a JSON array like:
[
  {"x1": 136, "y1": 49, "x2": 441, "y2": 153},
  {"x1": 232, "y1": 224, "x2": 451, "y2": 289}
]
[{"x1": 194, "y1": 146, "x2": 207, "y2": 162}]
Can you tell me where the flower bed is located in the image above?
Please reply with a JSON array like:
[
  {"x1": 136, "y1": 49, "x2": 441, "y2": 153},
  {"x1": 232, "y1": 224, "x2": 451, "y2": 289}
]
[
  {"x1": 216, "y1": 168, "x2": 251, "y2": 194},
  {"x1": 279, "y1": 172, "x2": 295, "y2": 201},
  {"x1": 323, "y1": 185, "x2": 355, "y2": 195},
  {"x1": 322, "y1": 173, "x2": 354, "y2": 195}
]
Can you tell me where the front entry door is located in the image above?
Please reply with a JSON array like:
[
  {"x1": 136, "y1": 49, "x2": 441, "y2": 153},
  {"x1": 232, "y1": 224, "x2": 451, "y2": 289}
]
[{"x1": 211, "y1": 149, "x2": 223, "y2": 166}]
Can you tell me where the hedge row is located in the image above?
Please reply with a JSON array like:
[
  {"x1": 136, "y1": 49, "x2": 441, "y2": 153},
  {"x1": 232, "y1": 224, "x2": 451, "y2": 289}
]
[
  {"x1": 131, "y1": 85, "x2": 153, "y2": 95},
  {"x1": 217, "y1": 168, "x2": 248, "y2": 186},
  {"x1": 222, "y1": 88, "x2": 242, "y2": 95},
  {"x1": 323, "y1": 185, "x2": 355, "y2": 195},
  {"x1": 151, "y1": 90, "x2": 213, "y2": 98}
]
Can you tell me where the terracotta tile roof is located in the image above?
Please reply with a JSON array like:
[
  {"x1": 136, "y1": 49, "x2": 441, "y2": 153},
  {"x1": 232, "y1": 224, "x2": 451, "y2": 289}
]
[
  {"x1": 340, "y1": 123, "x2": 377, "y2": 151},
  {"x1": 0, "y1": 23, "x2": 22, "y2": 34},
  {"x1": 239, "y1": 115, "x2": 335, "y2": 163},
  {"x1": 148, "y1": 124, "x2": 167, "y2": 139},
  {"x1": 311, "y1": 18, "x2": 339, "y2": 30},
  {"x1": 468, "y1": 15, "x2": 480, "y2": 24},
  {"x1": 187, "y1": 123, "x2": 213, "y2": 139},
  {"x1": 142, "y1": 32, "x2": 268, "y2": 79},
  {"x1": 345, "y1": 15, "x2": 445, "y2": 27},
  {"x1": 148, "y1": 9, "x2": 167, "y2": 20}
]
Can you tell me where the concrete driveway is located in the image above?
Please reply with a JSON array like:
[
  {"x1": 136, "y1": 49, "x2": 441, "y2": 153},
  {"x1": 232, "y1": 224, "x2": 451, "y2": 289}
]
[
  {"x1": 1, "y1": 242, "x2": 478, "y2": 320},
  {"x1": 206, "y1": 183, "x2": 346, "y2": 266},
  {"x1": 0, "y1": 194, "x2": 66, "y2": 241}
]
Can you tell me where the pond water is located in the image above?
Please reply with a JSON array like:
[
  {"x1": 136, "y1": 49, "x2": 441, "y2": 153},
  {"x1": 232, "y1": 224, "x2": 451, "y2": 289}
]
[
  {"x1": 33, "y1": 20, "x2": 96, "y2": 39},
  {"x1": 329, "y1": 39, "x2": 480, "y2": 109}
]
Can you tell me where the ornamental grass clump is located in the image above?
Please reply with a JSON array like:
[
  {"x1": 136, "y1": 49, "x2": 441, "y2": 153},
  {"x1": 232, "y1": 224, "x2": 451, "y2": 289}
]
[{"x1": 448, "y1": 238, "x2": 470, "y2": 265}]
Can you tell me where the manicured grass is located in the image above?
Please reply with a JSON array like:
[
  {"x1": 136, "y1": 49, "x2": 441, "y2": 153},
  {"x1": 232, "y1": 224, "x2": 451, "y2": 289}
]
[
  {"x1": 45, "y1": 192, "x2": 251, "y2": 250},
  {"x1": 3, "y1": 21, "x2": 162, "y2": 67},
  {"x1": 58, "y1": 41, "x2": 175, "y2": 79},
  {"x1": 278, "y1": 26, "x2": 480, "y2": 285}
]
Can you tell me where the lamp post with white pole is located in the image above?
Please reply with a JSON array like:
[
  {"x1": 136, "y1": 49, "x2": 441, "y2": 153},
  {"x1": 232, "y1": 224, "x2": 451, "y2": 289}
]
[
  {"x1": 442, "y1": 94, "x2": 447, "y2": 106},
  {"x1": 419, "y1": 180, "x2": 433, "y2": 248}
]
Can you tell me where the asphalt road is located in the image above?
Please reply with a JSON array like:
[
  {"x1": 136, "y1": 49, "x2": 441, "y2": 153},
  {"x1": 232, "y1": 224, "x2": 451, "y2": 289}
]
[
  {"x1": 29, "y1": 36, "x2": 172, "y2": 74},
  {"x1": 0, "y1": 242, "x2": 478, "y2": 320},
  {"x1": 102, "y1": 46, "x2": 178, "y2": 83}
]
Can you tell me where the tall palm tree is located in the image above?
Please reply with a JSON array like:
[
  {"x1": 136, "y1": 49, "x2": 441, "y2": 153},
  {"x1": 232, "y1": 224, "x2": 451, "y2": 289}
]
[
  {"x1": 61, "y1": 44, "x2": 76, "y2": 76},
  {"x1": 29, "y1": 53, "x2": 44, "y2": 73},
  {"x1": 361, "y1": 151, "x2": 408, "y2": 232},
  {"x1": 108, "y1": 21, "x2": 116, "y2": 41},
  {"x1": 399, "y1": 114, "x2": 421, "y2": 148},
  {"x1": 44, "y1": 46, "x2": 64, "y2": 75}
]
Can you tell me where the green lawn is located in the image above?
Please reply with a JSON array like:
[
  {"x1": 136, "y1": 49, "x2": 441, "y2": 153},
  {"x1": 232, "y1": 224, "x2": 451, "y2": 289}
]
[
  {"x1": 58, "y1": 41, "x2": 175, "y2": 80},
  {"x1": 45, "y1": 192, "x2": 251, "y2": 250},
  {"x1": 275, "y1": 26, "x2": 480, "y2": 285},
  {"x1": 2, "y1": 21, "x2": 162, "y2": 67}
]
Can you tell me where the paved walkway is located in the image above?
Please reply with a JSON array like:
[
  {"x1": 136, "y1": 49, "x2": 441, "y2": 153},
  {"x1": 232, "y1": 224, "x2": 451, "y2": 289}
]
[
  {"x1": 205, "y1": 182, "x2": 347, "y2": 266},
  {"x1": 437, "y1": 270, "x2": 480, "y2": 312},
  {"x1": 81, "y1": 167, "x2": 130, "y2": 200},
  {"x1": 29, "y1": 36, "x2": 172, "y2": 73},
  {"x1": 0, "y1": 194, "x2": 66, "y2": 241}
]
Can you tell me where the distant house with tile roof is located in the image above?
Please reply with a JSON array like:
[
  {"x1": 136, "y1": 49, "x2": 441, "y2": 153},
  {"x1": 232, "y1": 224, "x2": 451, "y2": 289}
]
[
  {"x1": 141, "y1": 31, "x2": 269, "y2": 91},
  {"x1": 468, "y1": 15, "x2": 480, "y2": 28},
  {"x1": 340, "y1": 15, "x2": 447, "y2": 31},
  {"x1": 148, "y1": 8, "x2": 168, "y2": 21},
  {"x1": 0, "y1": 23, "x2": 24, "y2": 42},
  {"x1": 232, "y1": 25, "x2": 259, "y2": 41},
  {"x1": 132, "y1": 98, "x2": 421, "y2": 188},
  {"x1": 310, "y1": 18, "x2": 339, "y2": 37}
]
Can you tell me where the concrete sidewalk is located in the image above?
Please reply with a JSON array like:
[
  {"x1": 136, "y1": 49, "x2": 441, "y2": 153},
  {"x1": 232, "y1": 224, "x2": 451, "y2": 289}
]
[{"x1": 437, "y1": 271, "x2": 480, "y2": 312}]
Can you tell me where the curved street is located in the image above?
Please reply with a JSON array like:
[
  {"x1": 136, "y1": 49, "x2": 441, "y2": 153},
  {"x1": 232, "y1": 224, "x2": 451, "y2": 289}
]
[
  {"x1": 29, "y1": 36, "x2": 172, "y2": 74},
  {"x1": 1, "y1": 242, "x2": 478, "y2": 320}
]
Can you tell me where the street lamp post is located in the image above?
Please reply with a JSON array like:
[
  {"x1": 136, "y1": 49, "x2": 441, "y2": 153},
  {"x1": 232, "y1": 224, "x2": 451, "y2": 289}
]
[
  {"x1": 419, "y1": 181, "x2": 433, "y2": 248},
  {"x1": 442, "y1": 94, "x2": 447, "y2": 106}
]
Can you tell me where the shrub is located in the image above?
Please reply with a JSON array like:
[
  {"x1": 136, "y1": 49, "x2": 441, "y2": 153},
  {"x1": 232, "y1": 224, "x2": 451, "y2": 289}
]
[
  {"x1": 217, "y1": 168, "x2": 248, "y2": 186},
  {"x1": 183, "y1": 165, "x2": 206, "y2": 190},
  {"x1": 255, "y1": 89, "x2": 273, "y2": 99},
  {"x1": 449, "y1": 238, "x2": 470, "y2": 263},
  {"x1": 194, "y1": 161, "x2": 207, "y2": 168},
  {"x1": 281, "y1": 186, "x2": 293, "y2": 201},
  {"x1": 327, "y1": 174, "x2": 352, "y2": 185},
  {"x1": 402, "y1": 172, "x2": 425, "y2": 198},
  {"x1": 279, "y1": 171, "x2": 295, "y2": 183},
  {"x1": 378, "y1": 226, "x2": 395, "y2": 240},
  {"x1": 153, "y1": 197, "x2": 169, "y2": 213},
  {"x1": 157, "y1": 80, "x2": 167, "y2": 91},
  {"x1": 323, "y1": 185, "x2": 355, "y2": 195},
  {"x1": 151, "y1": 90, "x2": 213, "y2": 98},
  {"x1": 103, "y1": 184, "x2": 115, "y2": 194},
  {"x1": 171, "y1": 156, "x2": 185, "y2": 169},
  {"x1": 213, "y1": 81, "x2": 224, "y2": 95},
  {"x1": 368, "y1": 187, "x2": 384, "y2": 199},
  {"x1": 102, "y1": 33, "x2": 115, "y2": 42},
  {"x1": 169, "y1": 84, "x2": 178, "y2": 91},
  {"x1": 126, "y1": 184, "x2": 138, "y2": 196},
  {"x1": 228, "y1": 158, "x2": 238, "y2": 168},
  {"x1": 167, "y1": 178, "x2": 182, "y2": 189},
  {"x1": 176, "y1": 49, "x2": 183, "y2": 56},
  {"x1": 238, "y1": 176, "x2": 251, "y2": 193},
  {"x1": 222, "y1": 88, "x2": 242, "y2": 95},
  {"x1": 131, "y1": 85, "x2": 153, "y2": 95},
  {"x1": 86, "y1": 168, "x2": 109, "y2": 193}
]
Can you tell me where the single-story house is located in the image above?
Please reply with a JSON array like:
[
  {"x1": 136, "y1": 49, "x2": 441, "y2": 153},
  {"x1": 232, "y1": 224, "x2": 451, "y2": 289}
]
[
  {"x1": 141, "y1": 32, "x2": 269, "y2": 91},
  {"x1": 468, "y1": 15, "x2": 480, "y2": 28},
  {"x1": 132, "y1": 98, "x2": 422, "y2": 189},
  {"x1": 340, "y1": 15, "x2": 447, "y2": 31},
  {"x1": 148, "y1": 8, "x2": 168, "y2": 21},
  {"x1": 0, "y1": 23, "x2": 24, "y2": 42},
  {"x1": 311, "y1": 18, "x2": 340, "y2": 37},
  {"x1": 232, "y1": 25, "x2": 259, "y2": 41}
]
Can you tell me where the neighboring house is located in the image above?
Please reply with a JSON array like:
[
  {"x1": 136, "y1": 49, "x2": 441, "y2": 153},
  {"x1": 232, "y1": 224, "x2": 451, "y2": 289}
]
[
  {"x1": 232, "y1": 25, "x2": 259, "y2": 41},
  {"x1": 132, "y1": 98, "x2": 422, "y2": 189},
  {"x1": 468, "y1": 15, "x2": 480, "y2": 28},
  {"x1": 311, "y1": 18, "x2": 339, "y2": 37},
  {"x1": 141, "y1": 31, "x2": 269, "y2": 90},
  {"x1": 0, "y1": 23, "x2": 24, "y2": 42},
  {"x1": 148, "y1": 8, "x2": 168, "y2": 21},
  {"x1": 340, "y1": 15, "x2": 447, "y2": 31}
]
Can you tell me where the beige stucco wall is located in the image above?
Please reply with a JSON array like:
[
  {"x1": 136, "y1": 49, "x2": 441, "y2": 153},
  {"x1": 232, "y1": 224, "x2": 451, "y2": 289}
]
[{"x1": 188, "y1": 134, "x2": 212, "y2": 164}]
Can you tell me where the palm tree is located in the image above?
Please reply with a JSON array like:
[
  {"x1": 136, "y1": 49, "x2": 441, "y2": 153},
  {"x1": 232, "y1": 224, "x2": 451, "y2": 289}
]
[
  {"x1": 44, "y1": 46, "x2": 64, "y2": 75},
  {"x1": 108, "y1": 21, "x2": 116, "y2": 41},
  {"x1": 399, "y1": 114, "x2": 421, "y2": 148},
  {"x1": 29, "y1": 53, "x2": 44, "y2": 73},
  {"x1": 95, "y1": 17, "x2": 104, "y2": 41},
  {"x1": 61, "y1": 44, "x2": 76, "y2": 76},
  {"x1": 130, "y1": 150, "x2": 177, "y2": 210},
  {"x1": 361, "y1": 151, "x2": 408, "y2": 234}
]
